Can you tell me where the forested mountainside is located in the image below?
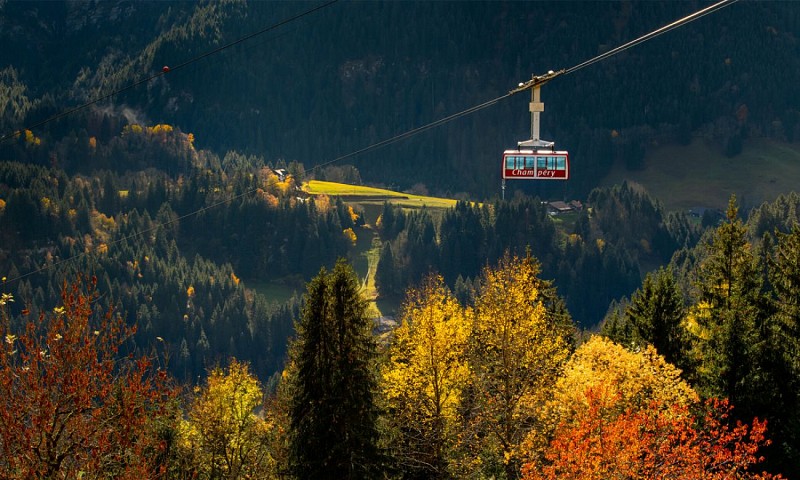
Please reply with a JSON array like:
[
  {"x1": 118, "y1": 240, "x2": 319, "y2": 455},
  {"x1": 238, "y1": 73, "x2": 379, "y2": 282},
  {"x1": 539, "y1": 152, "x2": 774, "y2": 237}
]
[{"x1": 2, "y1": 1, "x2": 799, "y2": 198}]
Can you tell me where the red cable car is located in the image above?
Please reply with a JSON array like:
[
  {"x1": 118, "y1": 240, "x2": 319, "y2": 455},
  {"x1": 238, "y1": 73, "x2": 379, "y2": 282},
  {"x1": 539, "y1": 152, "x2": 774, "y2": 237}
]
[{"x1": 502, "y1": 149, "x2": 569, "y2": 180}]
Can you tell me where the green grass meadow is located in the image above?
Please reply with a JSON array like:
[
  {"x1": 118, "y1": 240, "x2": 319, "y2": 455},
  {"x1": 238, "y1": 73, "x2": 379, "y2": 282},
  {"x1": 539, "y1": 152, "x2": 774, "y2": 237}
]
[{"x1": 601, "y1": 138, "x2": 800, "y2": 212}]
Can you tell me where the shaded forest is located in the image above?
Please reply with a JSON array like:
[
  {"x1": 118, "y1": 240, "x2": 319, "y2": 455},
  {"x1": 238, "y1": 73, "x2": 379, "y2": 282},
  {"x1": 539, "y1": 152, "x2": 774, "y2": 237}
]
[{"x1": 1, "y1": 1, "x2": 799, "y2": 199}]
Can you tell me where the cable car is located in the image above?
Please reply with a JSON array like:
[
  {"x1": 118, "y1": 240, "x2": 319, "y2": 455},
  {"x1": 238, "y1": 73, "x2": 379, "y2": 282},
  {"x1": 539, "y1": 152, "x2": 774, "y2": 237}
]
[
  {"x1": 502, "y1": 149, "x2": 569, "y2": 180},
  {"x1": 501, "y1": 74, "x2": 569, "y2": 199}
]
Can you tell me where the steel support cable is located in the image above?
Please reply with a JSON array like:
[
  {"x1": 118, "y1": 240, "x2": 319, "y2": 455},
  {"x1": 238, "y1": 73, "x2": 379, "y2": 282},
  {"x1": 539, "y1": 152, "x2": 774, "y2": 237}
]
[
  {"x1": 0, "y1": 0, "x2": 339, "y2": 143},
  {"x1": 564, "y1": 0, "x2": 739, "y2": 76},
  {"x1": 312, "y1": 93, "x2": 514, "y2": 171}
]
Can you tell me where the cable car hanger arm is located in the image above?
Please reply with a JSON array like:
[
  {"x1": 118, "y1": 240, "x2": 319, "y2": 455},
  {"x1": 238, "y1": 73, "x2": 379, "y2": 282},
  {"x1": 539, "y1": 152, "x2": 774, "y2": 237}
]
[{"x1": 508, "y1": 69, "x2": 565, "y2": 95}]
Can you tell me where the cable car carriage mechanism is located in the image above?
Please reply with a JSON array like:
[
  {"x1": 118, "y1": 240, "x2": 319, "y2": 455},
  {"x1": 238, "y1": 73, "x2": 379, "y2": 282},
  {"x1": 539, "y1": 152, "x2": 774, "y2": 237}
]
[{"x1": 502, "y1": 71, "x2": 569, "y2": 199}]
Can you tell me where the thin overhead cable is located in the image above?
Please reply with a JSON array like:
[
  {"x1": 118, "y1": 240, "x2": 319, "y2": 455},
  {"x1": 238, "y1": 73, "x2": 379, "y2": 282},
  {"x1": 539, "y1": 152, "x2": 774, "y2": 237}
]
[
  {"x1": 0, "y1": 0, "x2": 339, "y2": 143},
  {"x1": 564, "y1": 0, "x2": 739, "y2": 76},
  {"x1": 313, "y1": 94, "x2": 514, "y2": 171},
  {"x1": 6, "y1": 190, "x2": 256, "y2": 285}
]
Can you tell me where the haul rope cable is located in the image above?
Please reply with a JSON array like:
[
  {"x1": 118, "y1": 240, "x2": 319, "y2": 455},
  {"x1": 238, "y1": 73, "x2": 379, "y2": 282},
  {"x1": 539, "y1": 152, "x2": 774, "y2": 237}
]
[{"x1": 2, "y1": 0, "x2": 738, "y2": 285}]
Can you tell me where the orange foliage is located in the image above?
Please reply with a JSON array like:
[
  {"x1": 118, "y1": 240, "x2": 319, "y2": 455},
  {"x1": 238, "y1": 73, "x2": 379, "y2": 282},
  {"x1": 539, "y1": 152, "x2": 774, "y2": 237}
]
[
  {"x1": 314, "y1": 194, "x2": 331, "y2": 213},
  {"x1": 347, "y1": 205, "x2": 359, "y2": 223},
  {"x1": 0, "y1": 277, "x2": 175, "y2": 478},
  {"x1": 343, "y1": 227, "x2": 357, "y2": 246},
  {"x1": 523, "y1": 387, "x2": 783, "y2": 480}
]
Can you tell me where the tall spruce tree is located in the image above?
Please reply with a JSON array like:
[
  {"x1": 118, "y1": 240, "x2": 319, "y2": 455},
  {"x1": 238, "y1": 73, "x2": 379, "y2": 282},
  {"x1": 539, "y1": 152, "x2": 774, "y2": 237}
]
[
  {"x1": 288, "y1": 259, "x2": 383, "y2": 479},
  {"x1": 688, "y1": 196, "x2": 761, "y2": 406},
  {"x1": 762, "y1": 226, "x2": 800, "y2": 474},
  {"x1": 625, "y1": 267, "x2": 687, "y2": 369}
]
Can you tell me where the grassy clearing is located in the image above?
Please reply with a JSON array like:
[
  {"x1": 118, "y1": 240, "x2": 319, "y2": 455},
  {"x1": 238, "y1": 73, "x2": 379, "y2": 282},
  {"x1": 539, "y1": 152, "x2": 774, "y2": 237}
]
[
  {"x1": 303, "y1": 180, "x2": 459, "y2": 210},
  {"x1": 246, "y1": 279, "x2": 302, "y2": 310},
  {"x1": 302, "y1": 180, "x2": 459, "y2": 318},
  {"x1": 601, "y1": 138, "x2": 800, "y2": 212}
]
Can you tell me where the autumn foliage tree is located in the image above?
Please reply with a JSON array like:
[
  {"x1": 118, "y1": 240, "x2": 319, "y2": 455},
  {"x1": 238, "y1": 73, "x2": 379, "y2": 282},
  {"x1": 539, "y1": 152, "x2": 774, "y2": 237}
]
[
  {"x1": 523, "y1": 390, "x2": 783, "y2": 480},
  {"x1": 177, "y1": 359, "x2": 275, "y2": 479},
  {"x1": 0, "y1": 277, "x2": 174, "y2": 479},
  {"x1": 460, "y1": 254, "x2": 571, "y2": 479},
  {"x1": 382, "y1": 275, "x2": 471, "y2": 478}
]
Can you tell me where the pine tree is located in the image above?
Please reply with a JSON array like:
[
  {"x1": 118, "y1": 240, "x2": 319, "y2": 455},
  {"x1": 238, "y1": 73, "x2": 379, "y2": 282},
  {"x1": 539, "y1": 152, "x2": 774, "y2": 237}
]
[
  {"x1": 625, "y1": 267, "x2": 687, "y2": 369},
  {"x1": 375, "y1": 242, "x2": 396, "y2": 296},
  {"x1": 761, "y1": 226, "x2": 800, "y2": 474},
  {"x1": 288, "y1": 259, "x2": 383, "y2": 479},
  {"x1": 686, "y1": 196, "x2": 761, "y2": 405}
]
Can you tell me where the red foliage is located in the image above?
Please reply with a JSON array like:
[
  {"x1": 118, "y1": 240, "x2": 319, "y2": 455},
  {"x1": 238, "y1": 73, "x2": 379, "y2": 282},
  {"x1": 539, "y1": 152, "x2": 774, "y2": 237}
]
[
  {"x1": 0, "y1": 276, "x2": 175, "y2": 479},
  {"x1": 523, "y1": 387, "x2": 784, "y2": 480}
]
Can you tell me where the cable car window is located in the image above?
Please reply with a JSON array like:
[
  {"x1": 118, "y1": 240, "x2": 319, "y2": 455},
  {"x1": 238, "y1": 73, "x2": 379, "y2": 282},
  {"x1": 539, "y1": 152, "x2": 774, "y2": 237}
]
[
  {"x1": 506, "y1": 156, "x2": 515, "y2": 169},
  {"x1": 557, "y1": 156, "x2": 566, "y2": 170},
  {"x1": 525, "y1": 156, "x2": 535, "y2": 169},
  {"x1": 517, "y1": 157, "x2": 525, "y2": 169},
  {"x1": 537, "y1": 156, "x2": 546, "y2": 169}
]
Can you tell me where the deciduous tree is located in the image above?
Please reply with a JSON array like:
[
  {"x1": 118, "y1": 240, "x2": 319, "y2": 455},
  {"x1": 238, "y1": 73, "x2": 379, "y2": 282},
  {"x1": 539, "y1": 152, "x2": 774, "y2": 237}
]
[
  {"x1": 0, "y1": 277, "x2": 174, "y2": 479},
  {"x1": 461, "y1": 254, "x2": 571, "y2": 479},
  {"x1": 382, "y1": 275, "x2": 470, "y2": 478},
  {"x1": 178, "y1": 359, "x2": 274, "y2": 479},
  {"x1": 523, "y1": 390, "x2": 783, "y2": 480}
]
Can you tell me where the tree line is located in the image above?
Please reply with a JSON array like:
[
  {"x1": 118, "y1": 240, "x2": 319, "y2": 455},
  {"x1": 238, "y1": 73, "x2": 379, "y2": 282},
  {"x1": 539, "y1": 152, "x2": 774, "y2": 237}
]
[
  {"x1": 376, "y1": 181, "x2": 698, "y2": 327},
  {"x1": 0, "y1": 249, "x2": 790, "y2": 478}
]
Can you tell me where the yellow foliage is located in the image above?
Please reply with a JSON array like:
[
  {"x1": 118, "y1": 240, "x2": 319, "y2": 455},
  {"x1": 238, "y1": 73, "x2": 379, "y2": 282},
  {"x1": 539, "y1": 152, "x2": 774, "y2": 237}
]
[
  {"x1": 343, "y1": 227, "x2": 357, "y2": 246},
  {"x1": 149, "y1": 124, "x2": 174, "y2": 135},
  {"x1": 90, "y1": 210, "x2": 116, "y2": 243},
  {"x1": 465, "y1": 255, "x2": 571, "y2": 474},
  {"x1": 382, "y1": 276, "x2": 471, "y2": 463},
  {"x1": 40, "y1": 197, "x2": 55, "y2": 215},
  {"x1": 187, "y1": 132, "x2": 195, "y2": 148},
  {"x1": 525, "y1": 335, "x2": 699, "y2": 460},
  {"x1": 230, "y1": 272, "x2": 240, "y2": 286},
  {"x1": 24, "y1": 129, "x2": 40, "y2": 145},
  {"x1": 187, "y1": 285, "x2": 195, "y2": 298},
  {"x1": 88, "y1": 136, "x2": 97, "y2": 150},
  {"x1": 684, "y1": 301, "x2": 713, "y2": 342},
  {"x1": 179, "y1": 360, "x2": 275, "y2": 477},
  {"x1": 124, "y1": 124, "x2": 144, "y2": 135},
  {"x1": 276, "y1": 175, "x2": 294, "y2": 196},
  {"x1": 96, "y1": 243, "x2": 108, "y2": 255},
  {"x1": 596, "y1": 237, "x2": 606, "y2": 252},
  {"x1": 313, "y1": 194, "x2": 331, "y2": 213},
  {"x1": 347, "y1": 205, "x2": 359, "y2": 223},
  {"x1": 0, "y1": 198, "x2": 5, "y2": 212}
]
